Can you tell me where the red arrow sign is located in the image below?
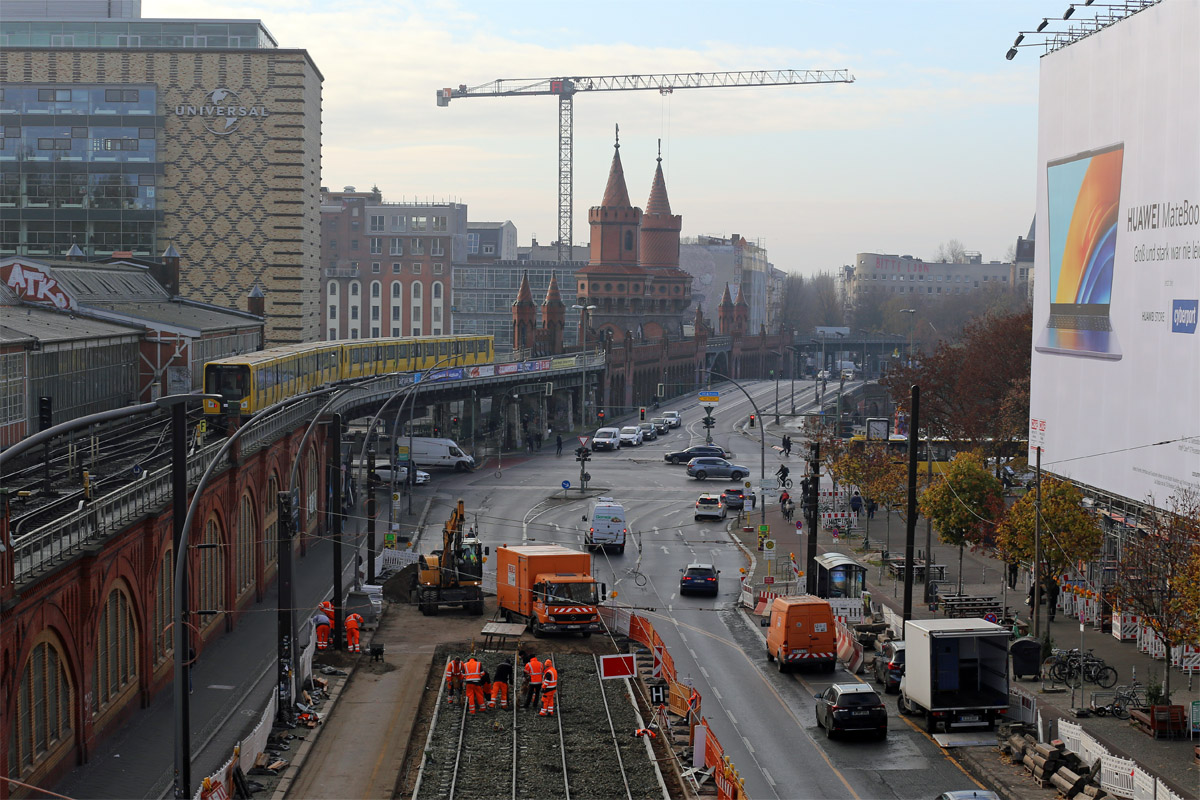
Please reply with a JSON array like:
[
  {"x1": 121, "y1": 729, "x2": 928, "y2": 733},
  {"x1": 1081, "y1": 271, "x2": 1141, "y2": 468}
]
[{"x1": 599, "y1": 654, "x2": 636, "y2": 680}]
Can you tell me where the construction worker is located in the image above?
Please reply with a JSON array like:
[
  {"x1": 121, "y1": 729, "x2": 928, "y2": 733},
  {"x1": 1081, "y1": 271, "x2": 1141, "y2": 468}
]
[
  {"x1": 687, "y1": 687, "x2": 700, "y2": 719},
  {"x1": 444, "y1": 657, "x2": 464, "y2": 706},
  {"x1": 539, "y1": 657, "x2": 558, "y2": 717},
  {"x1": 633, "y1": 724, "x2": 658, "y2": 739},
  {"x1": 489, "y1": 660, "x2": 513, "y2": 710},
  {"x1": 463, "y1": 655, "x2": 485, "y2": 715},
  {"x1": 522, "y1": 654, "x2": 543, "y2": 709},
  {"x1": 344, "y1": 612, "x2": 363, "y2": 653},
  {"x1": 311, "y1": 610, "x2": 331, "y2": 651}
]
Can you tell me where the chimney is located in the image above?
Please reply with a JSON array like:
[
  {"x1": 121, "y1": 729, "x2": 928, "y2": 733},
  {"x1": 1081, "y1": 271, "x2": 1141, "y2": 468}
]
[
  {"x1": 247, "y1": 284, "x2": 266, "y2": 318},
  {"x1": 155, "y1": 244, "x2": 181, "y2": 296}
]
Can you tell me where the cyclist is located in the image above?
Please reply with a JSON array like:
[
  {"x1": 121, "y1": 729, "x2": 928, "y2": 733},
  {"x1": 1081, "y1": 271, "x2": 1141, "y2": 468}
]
[{"x1": 775, "y1": 464, "x2": 790, "y2": 485}]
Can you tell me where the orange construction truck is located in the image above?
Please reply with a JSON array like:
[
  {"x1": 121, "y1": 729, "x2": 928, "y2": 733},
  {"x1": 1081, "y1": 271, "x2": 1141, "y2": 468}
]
[{"x1": 496, "y1": 545, "x2": 606, "y2": 637}]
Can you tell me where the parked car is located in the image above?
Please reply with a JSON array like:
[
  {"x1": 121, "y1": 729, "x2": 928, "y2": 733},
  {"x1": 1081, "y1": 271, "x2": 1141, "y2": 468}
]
[
  {"x1": 372, "y1": 464, "x2": 431, "y2": 485},
  {"x1": 721, "y1": 486, "x2": 755, "y2": 511},
  {"x1": 592, "y1": 427, "x2": 622, "y2": 451},
  {"x1": 662, "y1": 411, "x2": 682, "y2": 428},
  {"x1": 619, "y1": 426, "x2": 643, "y2": 446},
  {"x1": 814, "y1": 683, "x2": 888, "y2": 740},
  {"x1": 686, "y1": 457, "x2": 749, "y2": 481},
  {"x1": 664, "y1": 445, "x2": 729, "y2": 465},
  {"x1": 934, "y1": 792, "x2": 1002, "y2": 800},
  {"x1": 637, "y1": 422, "x2": 658, "y2": 441},
  {"x1": 872, "y1": 640, "x2": 906, "y2": 693},
  {"x1": 651, "y1": 417, "x2": 670, "y2": 434},
  {"x1": 679, "y1": 563, "x2": 720, "y2": 596},
  {"x1": 818, "y1": 369, "x2": 831, "y2": 380},
  {"x1": 694, "y1": 494, "x2": 726, "y2": 520}
]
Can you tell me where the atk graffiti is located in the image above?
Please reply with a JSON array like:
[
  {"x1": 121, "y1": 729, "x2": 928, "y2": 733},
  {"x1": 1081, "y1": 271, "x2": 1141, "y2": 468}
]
[{"x1": 2, "y1": 262, "x2": 75, "y2": 310}]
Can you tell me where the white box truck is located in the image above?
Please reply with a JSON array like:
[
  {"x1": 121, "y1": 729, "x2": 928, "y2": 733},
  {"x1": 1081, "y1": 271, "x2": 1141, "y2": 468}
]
[
  {"x1": 898, "y1": 618, "x2": 1010, "y2": 734},
  {"x1": 581, "y1": 497, "x2": 628, "y2": 554}
]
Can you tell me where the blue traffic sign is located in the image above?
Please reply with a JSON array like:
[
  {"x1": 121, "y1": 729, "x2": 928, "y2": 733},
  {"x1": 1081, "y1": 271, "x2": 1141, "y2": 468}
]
[{"x1": 561, "y1": 480, "x2": 571, "y2": 489}]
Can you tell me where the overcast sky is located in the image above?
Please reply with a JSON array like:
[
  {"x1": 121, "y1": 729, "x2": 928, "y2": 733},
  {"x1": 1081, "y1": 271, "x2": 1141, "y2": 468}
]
[{"x1": 153, "y1": 0, "x2": 1058, "y2": 273}]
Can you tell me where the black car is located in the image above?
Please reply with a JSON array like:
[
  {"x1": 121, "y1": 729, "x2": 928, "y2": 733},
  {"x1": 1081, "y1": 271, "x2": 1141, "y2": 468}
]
[
  {"x1": 721, "y1": 487, "x2": 755, "y2": 511},
  {"x1": 679, "y1": 563, "x2": 720, "y2": 596},
  {"x1": 814, "y1": 683, "x2": 888, "y2": 740},
  {"x1": 664, "y1": 445, "x2": 728, "y2": 465},
  {"x1": 872, "y1": 640, "x2": 905, "y2": 693}
]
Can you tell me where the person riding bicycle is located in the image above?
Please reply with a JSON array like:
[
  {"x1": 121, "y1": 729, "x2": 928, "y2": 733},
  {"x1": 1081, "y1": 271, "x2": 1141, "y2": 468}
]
[{"x1": 775, "y1": 464, "x2": 790, "y2": 484}]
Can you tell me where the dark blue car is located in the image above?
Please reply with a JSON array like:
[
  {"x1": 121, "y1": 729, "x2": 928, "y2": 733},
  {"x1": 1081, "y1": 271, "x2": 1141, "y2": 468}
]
[{"x1": 679, "y1": 563, "x2": 719, "y2": 596}]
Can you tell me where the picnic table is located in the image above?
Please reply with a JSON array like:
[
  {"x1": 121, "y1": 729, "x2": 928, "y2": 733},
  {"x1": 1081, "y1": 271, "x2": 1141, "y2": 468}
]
[
  {"x1": 937, "y1": 593, "x2": 1003, "y2": 618},
  {"x1": 480, "y1": 621, "x2": 526, "y2": 651},
  {"x1": 886, "y1": 558, "x2": 947, "y2": 583}
]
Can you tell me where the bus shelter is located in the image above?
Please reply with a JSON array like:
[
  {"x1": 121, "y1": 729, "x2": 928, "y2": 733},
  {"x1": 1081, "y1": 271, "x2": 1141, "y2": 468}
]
[{"x1": 814, "y1": 552, "x2": 867, "y2": 599}]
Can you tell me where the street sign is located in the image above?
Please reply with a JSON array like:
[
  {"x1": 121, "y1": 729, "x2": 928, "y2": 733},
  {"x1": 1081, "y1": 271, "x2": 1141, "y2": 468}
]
[
  {"x1": 758, "y1": 524, "x2": 770, "y2": 535},
  {"x1": 561, "y1": 480, "x2": 571, "y2": 490},
  {"x1": 744, "y1": 481, "x2": 752, "y2": 489},
  {"x1": 760, "y1": 478, "x2": 779, "y2": 490},
  {"x1": 699, "y1": 391, "x2": 720, "y2": 404},
  {"x1": 764, "y1": 539, "x2": 777, "y2": 560},
  {"x1": 650, "y1": 683, "x2": 668, "y2": 704},
  {"x1": 599, "y1": 654, "x2": 637, "y2": 680},
  {"x1": 764, "y1": 576, "x2": 775, "y2": 585},
  {"x1": 578, "y1": 436, "x2": 590, "y2": 447},
  {"x1": 396, "y1": 445, "x2": 409, "y2": 462},
  {"x1": 391, "y1": 492, "x2": 401, "y2": 502}
]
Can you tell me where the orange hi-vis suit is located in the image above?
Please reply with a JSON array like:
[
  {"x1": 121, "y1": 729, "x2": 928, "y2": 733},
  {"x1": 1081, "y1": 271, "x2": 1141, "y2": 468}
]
[
  {"x1": 523, "y1": 656, "x2": 543, "y2": 709},
  {"x1": 345, "y1": 613, "x2": 363, "y2": 653},
  {"x1": 539, "y1": 660, "x2": 558, "y2": 716},
  {"x1": 444, "y1": 659, "x2": 464, "y2": 705},
  {"x1": 463, "y1": 657, "x2": 485, "y2": 714},
  {"x1": 312, "y1": 612, "x2": 331, "y2": 650}
]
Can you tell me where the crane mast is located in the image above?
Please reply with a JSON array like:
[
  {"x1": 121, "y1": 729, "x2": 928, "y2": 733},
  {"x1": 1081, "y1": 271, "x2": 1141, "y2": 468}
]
[{"x1": 437, "y1": 69, "x2": 854, "y2": 263}]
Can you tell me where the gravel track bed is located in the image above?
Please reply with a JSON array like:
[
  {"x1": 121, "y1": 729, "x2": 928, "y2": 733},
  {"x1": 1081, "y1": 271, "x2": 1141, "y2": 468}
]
[{"x1": 418, "y1": 652, "x2": 663, "y2": 800}]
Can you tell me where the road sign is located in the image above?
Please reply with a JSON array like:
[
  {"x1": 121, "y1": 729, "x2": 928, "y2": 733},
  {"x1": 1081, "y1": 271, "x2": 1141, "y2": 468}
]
[
  {"x1": 391, "y1": 492, "x2": 401, "y2": 502},
  {"x1": 758, "y1": 524, "x2": 770, "y2": 535},
  {"x1": 699, "y1": 391, "x2": 720, "y2": 404},
  {"x1": 561, "y1": 480, "x2": 571, "y2": 489},
  {"x1": 396, "y1": 445, "x2": 409, "y2": 462},
  {"x1": 744, "y1": 481, "x2": 752, "y2": 489},
  {"x1": 578, "y1": 436, "x2": 590, "y2": 447},
  {"x1": 652, "y1": 646, "x2": 664, "y2": 678},
  {"x1": 760, "y1": 478, "x2": 779, "y2": 490},
  {"x1": 650, "y1": 683, "x2": 668, "y2": 704},
  {"x1": 599, "y1": 654, "x2": 637, "y2": 680},
  {"x1": 764, "y1": 576, "x2": 775, "y2": 585}
]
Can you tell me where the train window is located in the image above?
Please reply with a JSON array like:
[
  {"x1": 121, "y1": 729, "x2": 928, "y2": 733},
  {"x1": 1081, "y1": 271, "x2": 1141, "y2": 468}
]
[
  {"x1": 386, "y1": 345, "x2": 396, "y2": 360},
  {"x1": 438, "y1": 341, "x2": 449, "y2": 357}
]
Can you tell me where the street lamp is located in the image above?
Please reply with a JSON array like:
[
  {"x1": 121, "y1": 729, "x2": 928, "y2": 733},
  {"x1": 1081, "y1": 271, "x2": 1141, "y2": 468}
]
[
  {"x1": 899, "y1": 309, "x2": 916, "y2": 366},
  {"x1": 702, "y1": 369, "x2": 768, "y2": 525},
  {"x1": 572, "y1": 304, "x2": 597, "y2": 431}
]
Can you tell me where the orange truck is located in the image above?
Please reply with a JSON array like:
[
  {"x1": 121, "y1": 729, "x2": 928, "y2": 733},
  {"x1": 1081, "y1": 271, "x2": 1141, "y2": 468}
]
[
  {"x1": 496, "y1": 545, "x2": 606, "y2": 636},
  {"x1": 765, "y1": 595, "x2": 838, "y2": 672}
]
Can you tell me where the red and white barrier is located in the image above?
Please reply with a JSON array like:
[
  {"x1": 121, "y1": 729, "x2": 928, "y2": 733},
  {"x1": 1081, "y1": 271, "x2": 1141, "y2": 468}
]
[{"x1": 1111, "y1": 612, "x2": 1138, "y2": 642}]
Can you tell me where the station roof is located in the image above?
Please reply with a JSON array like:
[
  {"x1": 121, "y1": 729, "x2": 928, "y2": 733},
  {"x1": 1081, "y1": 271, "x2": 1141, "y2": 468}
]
[{"x1": 0, "y1": 304, "x2": 142, "y2": 345}]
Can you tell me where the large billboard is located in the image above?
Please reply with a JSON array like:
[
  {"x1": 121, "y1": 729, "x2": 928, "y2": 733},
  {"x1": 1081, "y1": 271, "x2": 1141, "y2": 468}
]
[{"x1": 1029, "y1": 0, "x2": 1200, "y2": 502}]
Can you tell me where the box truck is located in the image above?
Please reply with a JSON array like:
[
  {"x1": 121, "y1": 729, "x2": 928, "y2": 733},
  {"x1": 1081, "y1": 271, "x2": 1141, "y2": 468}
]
[
  {"x1": 898, "y1": 618, "x2": 1011, "y2": 733},
  {"x1": 496, "y1": 545, "x2": 605, "y2": 636}
]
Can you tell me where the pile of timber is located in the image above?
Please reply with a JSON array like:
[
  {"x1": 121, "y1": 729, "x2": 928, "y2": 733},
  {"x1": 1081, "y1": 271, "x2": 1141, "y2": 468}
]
[{"x1": 999, "y1": 726, "x2": 1106, "y2": 798}]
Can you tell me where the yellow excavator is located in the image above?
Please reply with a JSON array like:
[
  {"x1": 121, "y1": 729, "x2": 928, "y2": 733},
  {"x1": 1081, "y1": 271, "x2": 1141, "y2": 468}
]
[{"x1": 417, "y1": 499, "x2": 487, "y2": 615}]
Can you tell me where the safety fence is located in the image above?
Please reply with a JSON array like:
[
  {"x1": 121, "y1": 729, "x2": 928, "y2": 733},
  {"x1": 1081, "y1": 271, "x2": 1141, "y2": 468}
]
[
  {"x1": 192, "y1": 691, "x2": 278, "y2": 800},
  {"x1": 1055, "y1": 719, "x2": 1186, "y2": 800},
  {"x1": 600, "y1": 606, "x2": 747, "y2": 800}
]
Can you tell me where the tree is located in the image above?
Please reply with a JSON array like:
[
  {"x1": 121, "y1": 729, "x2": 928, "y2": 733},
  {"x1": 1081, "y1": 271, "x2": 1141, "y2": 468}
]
[
  {"x1": 934, "y1": 239, "x2": 968, "y2": 263},
  {"x1": 918, "y1": 451, "x2": 1005, "y2": 593},
  {"x1": 1108, "y1": 490, "x2": 1200, "y2": 704},
  {"x1": 780, "y1": 271, "x2": 845, "y2": 334},
  {"x1": 832, "y1": 441, "x2": 907, "y2": 552},
  {"x1": 996, "y1": 476, "x2": 1102, "y2": 579}
]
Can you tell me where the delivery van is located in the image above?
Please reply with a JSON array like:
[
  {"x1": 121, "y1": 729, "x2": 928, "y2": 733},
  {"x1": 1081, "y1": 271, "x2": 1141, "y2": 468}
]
[
  {"x1": 592, "y1": 427, "x2": 621, "y2": 451},
  {"x1": 407, "y1": 437, "x2": 475, "y2": 471},
  {"x1": 765, "y1": 595, "x2": 837, "y2": 673},
  {"x1": 581, "y1": 497, "x2": 628, "y2": 553}
]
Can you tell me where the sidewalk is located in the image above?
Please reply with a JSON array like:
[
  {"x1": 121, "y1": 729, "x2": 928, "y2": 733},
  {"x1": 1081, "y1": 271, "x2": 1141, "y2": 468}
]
[{"x1": 730, "y1": 498, "x2": 1199, "y2": 799}]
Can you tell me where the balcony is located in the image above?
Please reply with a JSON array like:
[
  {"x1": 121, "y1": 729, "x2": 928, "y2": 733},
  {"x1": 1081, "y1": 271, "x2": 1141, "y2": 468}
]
[{"x1": 324, "y1": 267, "x2": 359, "y2": 278}]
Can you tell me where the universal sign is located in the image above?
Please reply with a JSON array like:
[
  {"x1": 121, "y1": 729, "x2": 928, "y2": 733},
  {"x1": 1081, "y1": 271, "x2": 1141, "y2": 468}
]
[{"x1": 174, "y1": 87, "x2": 269, "y2": 135}]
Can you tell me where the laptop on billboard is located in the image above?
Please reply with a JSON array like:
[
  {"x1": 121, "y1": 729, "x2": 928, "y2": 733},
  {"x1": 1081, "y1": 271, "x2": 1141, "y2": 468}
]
[{"x1": 1035, "y1": 143, "x2": 1124, "y2": 360}]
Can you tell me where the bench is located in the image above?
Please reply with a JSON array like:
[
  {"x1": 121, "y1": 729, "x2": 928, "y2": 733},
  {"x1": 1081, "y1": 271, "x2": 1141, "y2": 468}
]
[
  {"x1": 1130, "y1": 705, "x2": 1187, "y2": 739},
  {"x1": 937, "y1": 594, "x2": 1002, "y2": 618}
]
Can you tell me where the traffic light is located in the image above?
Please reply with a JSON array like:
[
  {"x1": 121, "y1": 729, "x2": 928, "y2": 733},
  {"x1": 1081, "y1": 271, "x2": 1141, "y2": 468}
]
[
  {"x1": 452, "y1": 415, "x2": 459, "y2": 426},
  {"x1": 433, "y1": 426, "x2": 440, "y2": 437},
  {"x1": 38, "y1": 396, "x2": 52, "y2": 431},
  {"x1": 575, "y1": 446, "x2": 591, "y2": 462},
  {"x1": 749, "y1": 414, "x2": 756, "y2": 428},
  {"x1": 702, "y1": 416, "x2": 715, "y2": 429},
  {"x1": 639, "y1": 407, "x2": 646, "y2": 421}
]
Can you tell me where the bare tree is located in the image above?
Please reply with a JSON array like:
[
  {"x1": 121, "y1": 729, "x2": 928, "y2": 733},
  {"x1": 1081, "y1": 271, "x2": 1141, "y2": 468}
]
[{"x1": 934, "y1": 239, "x2": 968, "y2": 263}]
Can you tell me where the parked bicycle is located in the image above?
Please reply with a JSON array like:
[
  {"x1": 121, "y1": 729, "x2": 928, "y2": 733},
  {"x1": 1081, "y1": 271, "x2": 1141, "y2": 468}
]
[
  {"x1": 1092, "y1": 681, "x2": 1148, "y2": 719},
  {"x1": 1042, "y1": 648, "x2": 1118, "y2": 688}
]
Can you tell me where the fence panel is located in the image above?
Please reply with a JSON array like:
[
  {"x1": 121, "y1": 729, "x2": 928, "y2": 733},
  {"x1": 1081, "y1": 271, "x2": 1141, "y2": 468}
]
[
  {"x1": 1131, "y1": 769, "x2": 1157, "y2": 800},
  {"x1": 1057, "y1": 719, "x2": 1083, "y2": 758},
  {"x1": 1008, "y1": 683, "x2": 1037, "y2": 725},
  {"x1": 1157, "y1": 778, "x2": 1186, "y2": 800},
  {"x1": 1098, "y1": 754, "x2": 1137, "y2": 799}
]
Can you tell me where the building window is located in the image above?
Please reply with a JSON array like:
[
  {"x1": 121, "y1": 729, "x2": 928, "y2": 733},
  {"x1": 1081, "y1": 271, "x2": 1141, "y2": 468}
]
[
  {"x1": 351, "y1": 239, "x2": 359, "y2": 250},
  {"x1": 390, "y1": 239, "x2": 403, "y2": 256},
  {"x1": 10, "y1": 638, "x2": 74, "y2": 776},
  {"x1": 392, "y1": 262, "x2": 401, "y2": 274},
  {"x1": 351, "y1": 306, "x2": 359, "y2": 320},
  {"x1": 411, "y1": 216, "x2": 427, "y2": 232},
  {"x1": 467, "y1": 233, "x2": 479, "y2": 254},
  {"x1": 153, "y1": 549, "x2": 173, "y2": 665},
  {"x1": 390, "y1": 215, "x2": 405, "y2": 232},
  {"x1": 624, "y1": 231, "x2": 633, "y2": 250},
  {"x1": 93, "y1": 582, "x2": 138, "y2": 714},
  {"x1": 392, "y1": 327, "x2": 400, "y2": 336},
  {"x1": 199, "y1": 517, "x2": 225, "y2": 627},
  {"x1": 104, "y1": 89, "x2": 140, "y2": 102},
  {"x1": 327, "y1": 281, "x2": 337, "y2": 296},
  {"x1": 371, "y1": 281, "x2": 381, "y2": 298},
  {"x1": 371, "y1": 307, "x2": 380, "y2": 321},
  {"x1": 265, "y1": 474, "x2": 279, "y2": 567},
  {"x1": 328, "y1": 305, "x2": 336, "y2": 319},
  {"x1": 369, "y1": 215, "x2": 384, "y2": 232},
  {"x1": 432, "y1": 216, "x2": 447, "y2": 231},
  {"x1": 370, "y1": 262, "x2": 380, "y2": 273},
  {"x1": 391, "y1": 283, "x2": 401, "y2": 298},
  {"x1": 351, "y1": 330, "x2": 359, "y2": 339},
  {"x1": 431, "y1": 240, "x2": 444, "y2": 257},
  {"x1": 329, "y1": 328, "x2": 337, "y2": 339},
  {"x1": 371, "y1": 326, "x2": 380, "y2": 337},
  {"x1": 411, "y1": 239, "x2": 424, "y2": 255},
  {"x1": 483, "y1": 244, "x2": 495, "y2": 255},
  {"x1": 350, "y1": 282, "x2": 359, "y2": 296},
  {"x1": 433, "y1": 263, "x2": 443, "y2": 274},
  {"x1": 432, "y1": 282, "x2": 443, "y2": 300},
  {"x1": 370, "y1": 238, "x2": 382, "y2": 254},
  {"x1": 237, "y1": 492, "x2": 256, "y2": 595},
  {"x1": 412, "y1": 263, "x2": 422, "y2": 275},
  {"x1": 392, "y1": 306, "x2": 400, "y2": 320}
]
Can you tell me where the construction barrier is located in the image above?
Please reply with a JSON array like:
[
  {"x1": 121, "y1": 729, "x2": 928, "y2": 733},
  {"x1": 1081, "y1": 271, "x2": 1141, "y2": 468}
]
[
  {"x1": 1170, "y1": 644, "x2": 1200, "y2": 674},
  {"x1": 191, "y1": 691, "x2": 277, "y2": 800},
  {"x1": 1056, "y1": 718, "x2": 1187, "y2": 800},
  {"x1": 1111, "y1": 611, "x2": 1138, "y2": 641},
  {"x1": 834, "y1": 617, "x2": 864, "y2": 674}
]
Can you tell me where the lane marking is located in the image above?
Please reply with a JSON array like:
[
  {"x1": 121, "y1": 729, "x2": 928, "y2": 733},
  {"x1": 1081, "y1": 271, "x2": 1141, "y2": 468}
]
[
  {"x1": 700, "y1": 666, "x2": 710, "y2": 679},
  {"x1": 743, "y1": 736, "x2": 755, "y2": 754},
  {"x1": 764, "y1": 770, "x2": 777, "y2": 787},
  {"x1": 712, "y1": 687, "x2": 723, "y2": 700},
  {"x1": 726, "y1": 709, "x2": 738, "y2": 725}
]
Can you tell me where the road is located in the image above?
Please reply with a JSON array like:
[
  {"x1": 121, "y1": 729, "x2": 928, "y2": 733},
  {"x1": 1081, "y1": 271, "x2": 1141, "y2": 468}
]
[{"x1": 405, "y1": 378, "x2": 991, "y2": 800}]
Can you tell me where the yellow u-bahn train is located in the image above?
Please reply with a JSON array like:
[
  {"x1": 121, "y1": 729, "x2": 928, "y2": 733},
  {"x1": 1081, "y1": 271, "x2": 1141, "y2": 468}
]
[{"x1": 202, "y1": 335, "x2": 494, "y2": 415}]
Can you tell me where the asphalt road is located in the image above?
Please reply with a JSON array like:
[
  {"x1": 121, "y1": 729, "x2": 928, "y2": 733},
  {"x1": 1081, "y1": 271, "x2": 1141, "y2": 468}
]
[{"x1": 398, "y1": 379, "x2": 989, "y2": 800}]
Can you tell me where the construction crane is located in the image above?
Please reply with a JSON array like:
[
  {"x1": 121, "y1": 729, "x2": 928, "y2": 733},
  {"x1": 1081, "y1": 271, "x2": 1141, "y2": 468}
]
[{"x1": 437, "y1": 70, "x2": 855, "y2": 263}]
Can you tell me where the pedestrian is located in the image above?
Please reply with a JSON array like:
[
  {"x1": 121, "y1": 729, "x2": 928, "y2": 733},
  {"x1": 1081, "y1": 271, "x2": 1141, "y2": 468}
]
[
  {"x1": 463, "y1": 654, "x2": 485, "y2": 714},
  {"x1": 526, "y1": 434, "x2": 534, "y2": 453},
  {"x1": 522, "y1": 653, "x2": 544, "y2": 708},
  {"x1": 312, "y1": 611, "x2": 332, "y2": 651},
  {"x1": 867, "y1": 500, "x2": 877, "y2": 519},
  {"x1": 489, "y1": 660, "x2": 513, "y2": 710},
  {"x1": 556, "y1": 434, "x2": 563, "y2": 455},
  {"x1": 539, "y1": 657, "x2": 559, "y2": 717},
  {"x1": 850, "y1": 491, "x2": 863, "y2": 517},
  {"x1": 535, "y1": 430, "x2": 543, "y2": 450},
  {"x1": 345, "y1": 612, "x2": 363, "y2": 653},
  {"x1": 1007, "y1": 561, "x2": 1018, "y2": 590},
  {"x1": 1045, "y1": 576, "x2": 1060, "y2": 622},
  {"x1": 444, "y1": 657, "x2": 464, "y2": 706},
  {"x1": 783, "y1": 435, "x2": 792, "y2": 456}
]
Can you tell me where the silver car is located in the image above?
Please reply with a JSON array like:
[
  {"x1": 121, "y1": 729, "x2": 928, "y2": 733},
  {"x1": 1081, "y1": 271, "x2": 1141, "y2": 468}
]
[{"x1": 685, "y1": 457, "x2": 750, "y2": 481}]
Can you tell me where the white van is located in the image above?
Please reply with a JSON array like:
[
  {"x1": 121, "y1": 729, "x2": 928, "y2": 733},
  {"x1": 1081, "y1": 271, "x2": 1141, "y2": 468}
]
[
  {"x1": 592, "y1": 427, "x2": 621, "y2": 451},
  {"x1": 582, "y1": 497, "x2": 627, "y2": 553},
  {"x1": 406, "y1": 437, "x2": 475, "y2": 471}
]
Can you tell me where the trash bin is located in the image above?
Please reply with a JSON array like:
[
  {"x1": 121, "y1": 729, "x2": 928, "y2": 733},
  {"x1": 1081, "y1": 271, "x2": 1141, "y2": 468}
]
[{"x1": 1010, "y1": 636, "x2": 1042, "y2": 681}]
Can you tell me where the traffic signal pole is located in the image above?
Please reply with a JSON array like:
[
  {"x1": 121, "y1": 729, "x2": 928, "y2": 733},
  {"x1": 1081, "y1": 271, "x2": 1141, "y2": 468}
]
[{"x1": 805, "y1": 441, "x2": 820, "y2": 595}]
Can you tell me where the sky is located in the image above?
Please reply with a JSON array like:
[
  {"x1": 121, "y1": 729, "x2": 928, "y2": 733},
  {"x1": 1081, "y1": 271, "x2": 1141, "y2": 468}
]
[{"x1": 152, "y1": 0, "x2": 1060, "y2": 274}]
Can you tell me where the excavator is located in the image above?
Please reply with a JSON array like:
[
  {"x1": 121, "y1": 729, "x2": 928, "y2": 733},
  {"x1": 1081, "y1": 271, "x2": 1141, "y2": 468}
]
[{"x1": 416, "y1": 499, "x2": 487, "y2": 615}]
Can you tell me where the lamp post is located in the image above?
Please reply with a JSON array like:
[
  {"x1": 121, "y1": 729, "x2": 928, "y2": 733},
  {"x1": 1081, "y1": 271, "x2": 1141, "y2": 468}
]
[
  {"x1": 900, "y1": 309, "x2": 916, "y2": 366},
  {"x1": 572, "y1": 304, "x2": 597, "y2": 431},
  {"x1": 702, "y1": 369, "x2": 767, "y2": 525}
]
